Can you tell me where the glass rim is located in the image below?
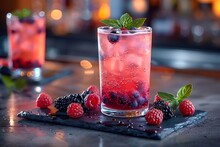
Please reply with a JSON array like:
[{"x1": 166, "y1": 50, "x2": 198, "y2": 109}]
[
  {"x1": 6, "y1": 11, "x2": 45, "y2": 19},
  {"x1": 98, "y1": 26, "x2": 152, "y2": 34}
]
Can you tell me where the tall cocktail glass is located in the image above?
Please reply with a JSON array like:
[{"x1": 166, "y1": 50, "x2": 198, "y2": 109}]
[
  {"x1": 6, "y1": 11, "x2": 45, "y2": 81},
  {"x1": 98, "y1": 27, "x2": 152, "y2": 117}
]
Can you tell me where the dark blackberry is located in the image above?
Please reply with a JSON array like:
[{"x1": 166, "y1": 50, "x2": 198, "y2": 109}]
[
  {"x1": 109, "y1": 91, "x2": 117, "y2": 100},
  {"x1": 81, "y1": 90, "x2": 91, "y2": 99},
  {"x1": 152, "y1": 100, "x2": 175, "y2": 120},
  {"x1": 118, "y1": 97, "x2": 126, "y2": 105},
  {"x1": 37, "y1": 28, "x2": 44, "y2": 34},
  {"x1": 0, "y1": 66, "x2": 11, "y2": 76},
  {"x1": 19, "y1": 17, "x2": 35, "y2": 24},
  {"x1": 54, "y1": 94, "x2": 83, "y2": 112},
  {"x1": 11, "y1": 29, "x2": 17, "y2": 34},
  {"x1": 68, "y1": 94, "x2": 84, "y2": 104},
  {"x1": 54, "y1": 96, "x2": 71, "y2": 112}
]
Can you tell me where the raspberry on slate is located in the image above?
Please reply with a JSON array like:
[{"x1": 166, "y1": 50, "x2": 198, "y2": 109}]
[
  {"x1": 36, "y1": 93, "x2": 52, "y2": 108},
  {"x1": 87, "y1": 85, "x2": 100, "y2": 95},
  {"x1": 67, "y1": 103, "x2": 84, "y2": 119},
  {"x1": 84, "y1": 94, "x2": 100, "y2": 110},
  {"x1": 145, "y1": 108, "x2": 163, "y2": 125},
  {"x1": 179, "y1": 100, "x2": 195, "y2": 116},
  {"x1": 152, "y1": 100, "x2": 174, "y2": 120}
]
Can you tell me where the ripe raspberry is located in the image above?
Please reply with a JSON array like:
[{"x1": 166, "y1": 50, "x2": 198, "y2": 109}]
[
  {"x1": 84, "y1": 94, "x2": 100, "y2": 110},
  {"x1": 145, "y1": 108, "x2": 163, "y2": 125},
  {"x1": 179, "y1": 100, "x2": 195, "y2": 116},
  {"x1": 67, "y1": 103, "x2": 84, "y2": 118},
  {"x1": 36, "y1": 93, "x2": 52, "y2": 108},
  {"x1": 154, "y1": 94, "x2": 169, "y2": 105},
  {"x1": 87, "y1": 85, "x2": 100, "y2": 95}
]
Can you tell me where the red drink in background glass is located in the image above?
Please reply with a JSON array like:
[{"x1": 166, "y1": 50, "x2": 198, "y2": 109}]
[
  {"x1": 98, "y1": 27, "x2": 152, "y2": 117},
  {"x1": 6, "y1": 11, "x2": 45, "y2": 81}
]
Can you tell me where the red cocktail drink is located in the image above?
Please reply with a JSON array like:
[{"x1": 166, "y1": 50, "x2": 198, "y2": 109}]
[
  {"x1": 6, "y1": 11, "x2": 45, "y2": 80},
  {"x1": 98, "y1": 26, "x2": 152, "y2": 117}
]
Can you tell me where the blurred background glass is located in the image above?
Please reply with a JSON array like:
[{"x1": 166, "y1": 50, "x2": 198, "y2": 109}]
[{"x1": 0, "y1": 0, "x2": 220, "y2": 70}]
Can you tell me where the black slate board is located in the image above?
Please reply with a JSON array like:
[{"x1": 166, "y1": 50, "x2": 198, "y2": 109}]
[{"x1": 17, "y1": 109, "x2": 206, "y2": 140}]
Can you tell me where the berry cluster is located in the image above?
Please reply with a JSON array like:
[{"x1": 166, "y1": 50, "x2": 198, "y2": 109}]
[
  {"x1": 145, "y1": 84, "x2": 195, "y2": 126},
  {"x1": 36, "y1": 85, "x2": 100, "y2": 119},
  {"x1": 102, "y1": 90, "x2": 148, "y2": 110},
  {"x1": 13, "y1": 59, "x2": 42, "y2": 69}
]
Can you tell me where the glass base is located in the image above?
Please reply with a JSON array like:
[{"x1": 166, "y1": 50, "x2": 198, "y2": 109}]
[
  {"x1": 12, "y1": 68, "x2": 42, "y2": 81},
  {"x1": 101, "y1": 103, "x2": 148, "y2": 118}
]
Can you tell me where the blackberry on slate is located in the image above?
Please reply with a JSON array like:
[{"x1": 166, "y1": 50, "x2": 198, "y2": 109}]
[
  {"x1": 152, "y1": 100, "x2": 174, "y2": 120},
  {"x1": 54, "y1": 96, "x2": 70, "y2": 112},
  {"x1": 68, "y1": 94, "x2": 84, "y2": 104},
  {"x1": 81, "y1": 90, "x2": 91, "y2": 99},
  {"x1": 54, "y1": 94, "x2": 84, "y2": 112}
]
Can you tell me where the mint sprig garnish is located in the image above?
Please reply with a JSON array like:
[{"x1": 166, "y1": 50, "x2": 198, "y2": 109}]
[
  {"x1": 100, "y1": 13, "x2": 146, "y2": 29},
  {"x1": 12, "y1": 8, "x2": 31, "y2": 19},
  {"x1": 158, "y1": 84, "x2": 193, "y2": 110},
  {"x1": 1, "y1": 75, "x2": 27, "y2": 92}
]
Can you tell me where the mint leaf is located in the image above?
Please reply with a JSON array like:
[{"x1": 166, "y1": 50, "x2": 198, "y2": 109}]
[
  {"x1": 119, "y1": 13, "x2": 132, "y2": 29},
  {"x1": 14, "y1": 78, "x2": 27, "y2": 90},
  {"x1": 158, "y1": 92, "x2": 179, "y2": 110},
  {"x1": 100, "y1": 13, "x2": 146, "y2": 29},
  {"x1": 132, "y1": 18, "x2": 146, "y2": 28},
  {"x1": 157, "y1": 92, "x2": 176, "y2": 103},
  {"x1": 1, "y1": 75, "x2": 14, "y2": 89},
  {"x1": 100, "y1": 19, "x2": 121, "y2": 28},
  {"x1": 177, "y1": 84, "x2": 192, "y2": 102},
  {"x1": 12, "y1": 8, "x2": 31, "y2": 19},
  {"x1": 169, "y1": 100, "x2": 179, "y2": 111}
]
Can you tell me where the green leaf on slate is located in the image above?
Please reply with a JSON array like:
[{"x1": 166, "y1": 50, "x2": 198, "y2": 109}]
[
  {"x1": 157, "y1": 92, "x2": 176, "y2": 103},
  {"x1": 157, "y1": 83, "x2": 193, "y2": 110},
  {"x1": 1, "y1": 74, "x2": 27, "y2": 91},
  {"x1": 14, "y1": 78, "x2": 27, "y2": 90},
  {"x1": 177, "y1": 84, "x2": 193, "y2": 102}
]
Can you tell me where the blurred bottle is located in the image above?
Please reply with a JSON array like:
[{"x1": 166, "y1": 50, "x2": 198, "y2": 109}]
[
  {"x1": 176, "y1": 0, "x2": 191, "y2": 40},
  {"x1": 151, "y1": 0, "x2": 180, "y2": 39},
  {"x1": 211, "y1": 0, "x2": 220, "y2": 47},
  {"x1": 190, "y1": 0, "x2": 216, "y2": 45}
]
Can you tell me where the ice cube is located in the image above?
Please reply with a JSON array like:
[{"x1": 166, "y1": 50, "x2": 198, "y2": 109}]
[
  {"x1": 98, "y1": 35, "x2": 114, "y2": 58},
  {"x1": 19, "y1": 39, "x2": 34, "y2": 51},
  {"x1": 108, "y1": 57, "x2": 124, "y2": 75},
  {"x1": 114, "y1": 43, "x2": 127, "y2": 56},
  {"x1": 26, "y1": 26, "x2": 36, "y2": 36},
  {"x1": 124, "y1": 54, "x2": 143, "y2": 69}
]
